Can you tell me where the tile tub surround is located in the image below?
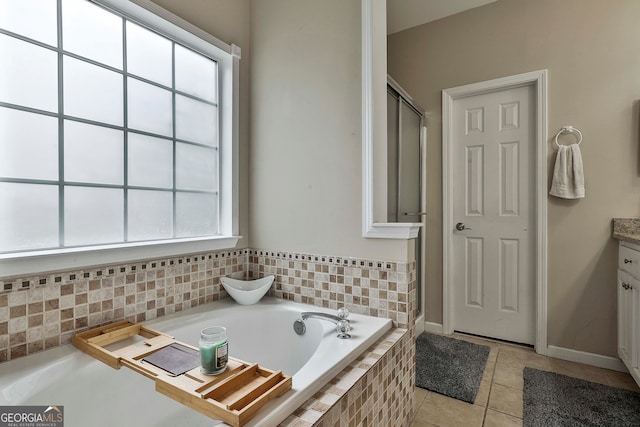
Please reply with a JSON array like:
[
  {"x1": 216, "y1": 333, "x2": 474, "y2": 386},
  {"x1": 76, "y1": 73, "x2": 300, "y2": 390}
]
[
  {"x1": 249, "y1": 249, "x2": 417, "y2": 426},
  {"x1": 0, "y1": 248, "x2": 416, "y2": 364},
  {"x1": 281, "y1": 328, "x2": 415, "y2": 427},
  {"x1": 247, "y1": 249, "x2": 416, "y2": 330},
  {"x1": 0, "y1": 250, "x2": 247, "y2": 363},
  {"x1": 0, "y1": 248, "x2": 417, "y2": 427}
]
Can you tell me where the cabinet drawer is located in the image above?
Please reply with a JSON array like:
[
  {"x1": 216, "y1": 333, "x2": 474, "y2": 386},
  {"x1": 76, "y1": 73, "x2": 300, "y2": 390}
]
[{"x1": 619, "y1": 245, "x2": 640, "y2": 278}]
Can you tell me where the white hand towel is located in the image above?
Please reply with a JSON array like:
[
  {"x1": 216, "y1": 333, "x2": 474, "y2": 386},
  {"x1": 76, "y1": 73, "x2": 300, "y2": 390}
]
[{"x1": 549, "y1": 144, "x2": 585, "y2": 199}]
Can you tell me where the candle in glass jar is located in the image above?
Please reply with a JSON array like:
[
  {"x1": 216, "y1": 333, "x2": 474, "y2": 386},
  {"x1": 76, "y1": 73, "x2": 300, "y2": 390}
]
[{"x1": 199, "y1": 326, "x2": 228, "y2": 375}]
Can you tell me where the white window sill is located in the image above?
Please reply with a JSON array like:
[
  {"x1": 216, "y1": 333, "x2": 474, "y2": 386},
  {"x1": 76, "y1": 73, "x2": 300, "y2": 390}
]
[
  {"x1": 363, "y1": 223, "x2": 422, "y2": 239},
  {"x1": 0, "y1": 236, "x2": 242, "y2": 278}
]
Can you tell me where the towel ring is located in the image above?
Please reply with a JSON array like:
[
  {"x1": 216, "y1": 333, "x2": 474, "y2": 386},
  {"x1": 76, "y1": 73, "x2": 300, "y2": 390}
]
[{"x1": 554, "y1": 126, "x2": 583, "y2": 147}]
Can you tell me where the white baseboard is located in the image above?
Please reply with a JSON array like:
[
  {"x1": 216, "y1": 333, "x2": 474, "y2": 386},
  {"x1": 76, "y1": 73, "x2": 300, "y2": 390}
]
[
  {"x1": 423, "y1": 321, "x2": 443, "y2": 335},
  {"x1": 414, "y1": 314, "x2": 425, "y2": 335},
  {"x1": 546, "y1": 345, "x2": 627, "y2": 372}
]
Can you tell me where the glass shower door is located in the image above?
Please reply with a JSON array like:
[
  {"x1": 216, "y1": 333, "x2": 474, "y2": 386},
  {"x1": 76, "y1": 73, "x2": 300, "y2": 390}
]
[{"x1": 387, "y1": 85, "x2": 424, "y2": 315}]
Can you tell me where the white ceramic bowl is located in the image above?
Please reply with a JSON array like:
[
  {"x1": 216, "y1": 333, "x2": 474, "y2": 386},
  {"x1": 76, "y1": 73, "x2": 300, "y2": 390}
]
[{"x1": 220, "y1": 275, "x2": 275, "y2": 305}]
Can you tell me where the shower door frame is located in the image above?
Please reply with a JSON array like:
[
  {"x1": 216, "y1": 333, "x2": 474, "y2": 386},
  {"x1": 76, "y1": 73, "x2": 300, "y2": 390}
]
[{"x1": 388, "y1": 77, "x2": 426, "y2": 330}]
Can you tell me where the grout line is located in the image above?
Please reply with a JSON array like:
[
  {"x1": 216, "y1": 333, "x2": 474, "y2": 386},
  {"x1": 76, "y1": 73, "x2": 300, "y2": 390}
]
[{"x1": 481, "y1": 348, "x2": 499, "y2": 426}]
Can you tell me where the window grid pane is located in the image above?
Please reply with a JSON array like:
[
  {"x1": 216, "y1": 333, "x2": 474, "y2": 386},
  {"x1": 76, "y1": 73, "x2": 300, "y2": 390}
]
[
  {"x1": 0, "y1": 0, "x2": 221, "y2": 254},
  {"x1": 63, "y1": 55, "x2": 124, "y2": 125},
  {"x1": 0, "y1": 34, "x2": 59, "y2": 112},
  {"x1": 62, "y1": 0, "x2": 123, "y2": 69},
  {"x1": 0, "y1": 0, "x2": 58, "y2": 47},
  {"x1": 0, "y1": 107, "x2": 59, "y2": 180},
  {"x1": 125, "y1": 21, "x2": 172, "y2": 87},
  {"x1": 64, "y1": 120, "x2": 124, "y2": 185},
  {"x1": 0, "y1": 183, "x2": 59, "y2": 252},
  {"x1": 64, "y1": 186, "x2": 124, "y2": 246}
]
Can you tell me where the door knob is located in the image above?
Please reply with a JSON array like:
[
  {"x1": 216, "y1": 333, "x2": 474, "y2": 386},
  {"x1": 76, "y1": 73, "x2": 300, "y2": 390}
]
[{"x1": 456, "y1": 222, "x2": 471, "y2": 231}]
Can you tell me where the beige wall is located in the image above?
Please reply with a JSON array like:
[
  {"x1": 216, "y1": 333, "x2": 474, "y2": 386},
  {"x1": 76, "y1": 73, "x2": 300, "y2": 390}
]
[
  {"x1": 150, "y1": 0, "x2": 252, "y2": 247},
  {"x1": 388, "y1": 0, "x2": 640, "y2": 356},
  {"x1": 136, "y1": 1, "x2": 414, "y2": 262},
  {"x1": 249, "y1": 0, "x2": 410, "y2": 261}
]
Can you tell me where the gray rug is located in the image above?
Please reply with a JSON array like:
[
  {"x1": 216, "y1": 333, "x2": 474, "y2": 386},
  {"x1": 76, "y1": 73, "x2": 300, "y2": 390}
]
[
  {"x1": 415, "y1": 332, "x2": 490, "y2": 403},
  {"x1": 524, "y1": 367, "x2": 640, "y2": 426}
]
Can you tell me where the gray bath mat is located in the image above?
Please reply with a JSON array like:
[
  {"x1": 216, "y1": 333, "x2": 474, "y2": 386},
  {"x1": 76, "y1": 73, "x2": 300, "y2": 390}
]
[
  {"x1": 415, "y1": 332, "x2": 490, "y2": 403},
  {"x1": 524, "y1": 367, "x2": 640, "y2": 426}
]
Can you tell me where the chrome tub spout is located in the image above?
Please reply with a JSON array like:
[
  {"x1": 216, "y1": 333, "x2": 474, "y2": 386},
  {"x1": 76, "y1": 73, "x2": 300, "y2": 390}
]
[
  {"x1": 301, "y1": 312, "x2": 343, "y2": 324},
  {"x1": 295, "y1": 310, "x2": 351, "y2": 339}
]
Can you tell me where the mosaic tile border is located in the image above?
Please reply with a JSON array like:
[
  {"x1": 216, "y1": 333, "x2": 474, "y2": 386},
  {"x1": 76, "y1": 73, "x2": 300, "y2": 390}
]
[{"x1": 0, "y1": 250, "x2": 248, "y2": 292}]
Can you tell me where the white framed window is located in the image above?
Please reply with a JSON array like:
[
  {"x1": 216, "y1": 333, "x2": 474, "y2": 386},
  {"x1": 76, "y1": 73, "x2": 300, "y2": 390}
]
[{"x1": 0, "y1": 0, "x2": 240, "y2": 276}]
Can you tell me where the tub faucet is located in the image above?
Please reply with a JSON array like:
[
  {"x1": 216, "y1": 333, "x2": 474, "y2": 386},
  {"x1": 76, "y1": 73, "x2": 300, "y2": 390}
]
[
  {"x1": 301, "y1": 307, "x2": 349, "y2": 324},
  {"x1": 294, "y1": 309, "x2": 351, "y2": 339},
  {"x1": 301, "y1": 312, "x2": 343, "y2": 324}
]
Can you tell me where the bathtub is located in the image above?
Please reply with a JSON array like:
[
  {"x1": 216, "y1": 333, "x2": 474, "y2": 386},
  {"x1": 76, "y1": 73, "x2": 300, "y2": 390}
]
[{"x1": 0, "y1": 297, "x2": 392, "y2": 426}]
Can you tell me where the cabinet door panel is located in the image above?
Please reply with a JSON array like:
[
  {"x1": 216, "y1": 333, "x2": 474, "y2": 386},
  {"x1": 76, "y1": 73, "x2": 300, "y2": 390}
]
[
  {"x1": 634, "y1": 282, "x2": 640, "y2": 369},
  {"x1": 618, "y1": 270, "x2": 634, "y2": 365}
]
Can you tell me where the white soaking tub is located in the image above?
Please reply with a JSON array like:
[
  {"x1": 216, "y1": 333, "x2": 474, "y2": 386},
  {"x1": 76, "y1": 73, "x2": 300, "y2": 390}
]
[{"x1": 0, "y1": 297, "x2": 392, "y2": 426}]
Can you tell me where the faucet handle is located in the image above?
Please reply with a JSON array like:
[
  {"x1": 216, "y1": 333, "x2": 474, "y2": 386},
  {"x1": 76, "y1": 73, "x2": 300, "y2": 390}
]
[
  {"x1": 337, "y1": 307, "x2": 349, "y2": 320},
  {"x1": 336, "y1": 319, "x2": 351, "y2": 339}
]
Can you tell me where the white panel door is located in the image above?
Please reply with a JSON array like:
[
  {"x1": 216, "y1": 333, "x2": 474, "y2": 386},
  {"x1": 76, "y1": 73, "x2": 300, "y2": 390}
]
[{"x1": 452, "y1": 84, "x2": 535, "y2": 344}]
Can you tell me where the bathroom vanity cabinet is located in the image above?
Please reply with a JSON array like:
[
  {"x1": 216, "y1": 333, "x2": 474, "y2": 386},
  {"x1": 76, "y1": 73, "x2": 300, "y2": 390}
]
[{"x1": 617, "y1": 241, "x2": 640, "y2": 386}]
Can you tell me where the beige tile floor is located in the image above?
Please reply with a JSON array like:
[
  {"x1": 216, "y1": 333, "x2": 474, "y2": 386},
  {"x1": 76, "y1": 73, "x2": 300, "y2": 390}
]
[{"x1": 410, "y1": 333, "x2": 640, "y2": 427}]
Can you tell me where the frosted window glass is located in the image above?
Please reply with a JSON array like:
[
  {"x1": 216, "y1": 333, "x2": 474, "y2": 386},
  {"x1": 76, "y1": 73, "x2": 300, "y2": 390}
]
[
  {"x1": 176, "y1": 144, "x2": 217, "y2": 191},
  {"x1": 64, "y1": 56, "x2": 123, "y2": 125},
  {"x1": 64, "y1": 121, "x2": 124, "y2": 185},
  {"x1": 128, "y1": 133, "x2": 173, "y2": 189},
  {"x1": 176, "y1": 95, "x2": 218, "y2": 146},
  {"x1": 62, "y1": 0, "x2": 123, "y2": 69},
  {"x1": 175, "y1": 45, "x2": 217, "y2": 102},
  {"x1": 128, "y1": 190, "x2": 173, "y2": 241},
  {"x1": 0, "y1": 183, "x2": 58, "y2": 252},
  {"x1": 175, "y1": 192, "x2": 217, "y2": 237},
  {"x1": 0, "y1": 0, "x2": 58, "y2": 46},
  {"x1": 65, "y1": 186, "x2": 123, "y2": 246},
  {"x1": 0, "y1": 107, "x2": 58, "y2": 180},
  {"x1": 126, "y1": 22, "x2": 172, "y2": 87},
  {"x1": 0, "y1": 35, "x2": 58, "y2": 112},
  {"x1": 128, "y1": 78, "x2": 173, "y2": 136}
]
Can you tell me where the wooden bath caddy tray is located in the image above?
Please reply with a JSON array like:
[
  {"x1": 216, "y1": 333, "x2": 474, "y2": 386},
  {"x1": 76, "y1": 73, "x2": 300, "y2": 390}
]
[{"x1": 72, "y1": 320, "x2": 292, "y2": 427}]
